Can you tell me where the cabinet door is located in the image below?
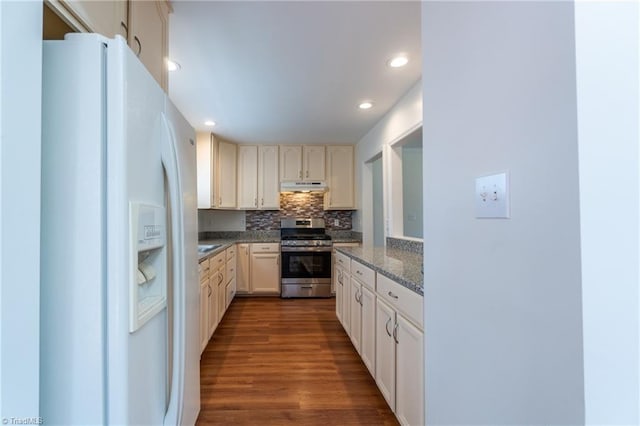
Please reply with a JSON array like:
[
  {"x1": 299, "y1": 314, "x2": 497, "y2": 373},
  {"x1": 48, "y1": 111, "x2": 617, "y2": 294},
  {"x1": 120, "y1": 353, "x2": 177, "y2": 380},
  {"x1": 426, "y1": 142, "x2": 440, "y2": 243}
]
[
  {"x1": 226, "y1": 258, "x2": 236, "y2": 284},
  {"x1": 360, "y1": 285, "x2": 376, "y2": 378},
  {"x1": 303, "y1": 146, "x2": 325, "y2": 180},
  {"x1": 218, "y1": 140, "x2": 237, "y2": 208},
  {"x1": 375, "y1": 298, "x2": 396, "y2": 411},
  {"x1": 237, "y1": 145, "x2": 258, "y2": 208},
  {"x1": 196, "y1": 132, "x2": 216, "y2": 208},
  {"x1": 395, "y1": 315, "x2": 424, "y2": 426},
  {"x1": 279, "y1": 145, "x2": 302, "y2": 181},
  {"x1": 334, "y1": 266, "x2": 343, "y2": 325},
  {"x1": 59, "y1": 0, "x2": 127, "y2": 37},
  {"x1": 325, "y1": 146, "x2": 354, "y2": 209},
  {"x1": 349, "y1": 278, "x2": 362, "y2": 352},
  {"x1": 341, "y1": 270, "x2": 351, "y2": 330},
  {"x1": 225, "y1": 280, "x2": 234, "y2": 310},
  {"x1": 207, "y1": 278, "x2": 218, "y2": 340},
  {"x1": 200, "y1": 279, "x2": 209, "y2": 353},
  {"x1": 217, "y1": 272, "x2": 226, "y2": 322},
  {"x1": 258, "y1": 145, "x2": 280, "y2": 209},
  {"x1": 236, "y1": 244, "x2": 250, "y2": 293},
  {"x1": 128, "y1": 0, "x2": 169, "y2": 90},
  {"x1": 250, "y1": 253, "x2": 280, "y2": 294}
]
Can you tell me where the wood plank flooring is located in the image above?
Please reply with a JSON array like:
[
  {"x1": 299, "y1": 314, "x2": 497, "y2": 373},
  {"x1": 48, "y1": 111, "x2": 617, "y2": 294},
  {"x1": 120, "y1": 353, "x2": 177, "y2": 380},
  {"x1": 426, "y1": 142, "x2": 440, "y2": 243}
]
[{"x1": 197, "y1": 297, "x2": 398, "y2": 425}]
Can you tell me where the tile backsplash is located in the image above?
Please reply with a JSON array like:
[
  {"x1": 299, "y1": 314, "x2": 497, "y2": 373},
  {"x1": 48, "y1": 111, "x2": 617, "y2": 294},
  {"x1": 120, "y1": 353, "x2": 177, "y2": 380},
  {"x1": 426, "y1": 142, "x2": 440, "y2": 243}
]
[{"x1": 245, "y1": 192, "x2": 353, "y2": 230}]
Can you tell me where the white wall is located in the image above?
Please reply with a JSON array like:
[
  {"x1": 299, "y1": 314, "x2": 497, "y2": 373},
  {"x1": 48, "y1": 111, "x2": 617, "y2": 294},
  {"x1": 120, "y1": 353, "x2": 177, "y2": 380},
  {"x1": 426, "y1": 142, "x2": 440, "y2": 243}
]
[
  {"x1": 0, "y1": 1, "x2": 42, "y2": 418},
  {"x1": 575, "y1": 1, "x2": 640, "y2": 423},
  {"x1": 371, "y1": 157, "x2": 384, "y2": 246},
  {"x1": 354, "y1": 80, "x2": 422, "y2": 244},
  {"x1": 422, "y1": 2, "x2": 584, "y2": 424},
  {"x1": 198, "y1": 210, "x2": 246, "y2": 232}
]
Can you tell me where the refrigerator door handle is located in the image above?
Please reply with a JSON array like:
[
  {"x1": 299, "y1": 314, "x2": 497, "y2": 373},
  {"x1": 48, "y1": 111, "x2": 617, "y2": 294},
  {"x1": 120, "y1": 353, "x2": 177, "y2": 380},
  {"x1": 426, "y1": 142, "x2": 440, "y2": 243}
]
[{"x1": 160, "y1": 113, "x2": 186, "y2": 425}]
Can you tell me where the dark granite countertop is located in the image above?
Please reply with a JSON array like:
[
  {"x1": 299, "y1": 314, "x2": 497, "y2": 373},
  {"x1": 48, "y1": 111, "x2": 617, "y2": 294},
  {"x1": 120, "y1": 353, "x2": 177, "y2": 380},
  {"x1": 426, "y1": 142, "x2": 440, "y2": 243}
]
[
  {"x1": 332, "y1": 238, "x2": 362, "y2": 244},
  {"x1": 197, "y1": 231, "x2": 361, "y2": 261},
  {"x1": 198, "y1": 237, "x2": 280, "y2": 262},
  {"x1": 334, "y1": 246, "x2": 423, "y2": 296}
]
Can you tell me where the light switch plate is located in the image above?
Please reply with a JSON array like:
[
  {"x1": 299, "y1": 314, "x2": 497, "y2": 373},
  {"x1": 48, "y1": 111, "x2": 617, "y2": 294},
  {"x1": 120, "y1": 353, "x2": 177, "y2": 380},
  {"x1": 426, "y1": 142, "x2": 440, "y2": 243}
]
[{"x1": 475, "y1": 172, "x2": 509, "y2": 218}]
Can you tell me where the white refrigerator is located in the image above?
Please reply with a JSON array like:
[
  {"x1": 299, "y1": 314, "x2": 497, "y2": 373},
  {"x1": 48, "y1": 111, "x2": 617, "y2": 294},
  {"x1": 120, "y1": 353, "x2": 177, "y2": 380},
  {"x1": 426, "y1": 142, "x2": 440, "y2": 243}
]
[{"x1": 40, "y1": 34, "x2": 200, "y2": 425}]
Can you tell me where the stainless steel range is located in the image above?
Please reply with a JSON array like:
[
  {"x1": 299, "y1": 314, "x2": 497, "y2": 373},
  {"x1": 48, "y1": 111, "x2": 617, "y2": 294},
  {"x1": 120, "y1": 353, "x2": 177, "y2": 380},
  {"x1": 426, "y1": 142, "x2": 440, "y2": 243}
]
[{"x1": 280, "y1": 218, "x2": 333, "y2": 298}]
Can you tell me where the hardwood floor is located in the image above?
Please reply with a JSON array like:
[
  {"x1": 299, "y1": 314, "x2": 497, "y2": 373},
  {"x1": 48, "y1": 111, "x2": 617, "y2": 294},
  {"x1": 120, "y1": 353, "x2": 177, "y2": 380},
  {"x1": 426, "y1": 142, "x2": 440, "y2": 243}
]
[{"x1": 197, "y1": 297, "x2": 398, "y2": 425}]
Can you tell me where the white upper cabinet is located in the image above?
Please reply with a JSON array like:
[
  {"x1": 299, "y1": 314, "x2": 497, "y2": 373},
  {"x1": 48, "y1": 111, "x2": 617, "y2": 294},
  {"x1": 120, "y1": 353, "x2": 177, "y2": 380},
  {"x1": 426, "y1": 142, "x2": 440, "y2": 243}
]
[
  {"x1": 237, "y1": 145, "x2": 259, "y2": 209},
  {"x1": 196, "y1": 132, "x2": 218, "y2": 209},
  {"x1": 325, "y1": 145, "x2": 355, "y2": 209},
  {"x1": 56, "y1": 0, "x2": 128, "y2": 38},
  {"x1": 279, "y1": 145, "x2": 302, "y2": 181},
  {"x1": 237, "y1": 145, "x2": 279, "y2": 210},
  {"x1": 302, "y1": 145, "x2": 325, "y2": 180},
  {"x1": 128, "y1": 0, "x2": 170, "y2": 90},
  {"x1": 280, "y1": 145, "x2": 325, "y2": 181},
  {"x1": 258, "y1": 145, "x2": 280, "y2": 209},
  {"x1": 217, "y1": 140, "x2": 237, "y2": 208}
]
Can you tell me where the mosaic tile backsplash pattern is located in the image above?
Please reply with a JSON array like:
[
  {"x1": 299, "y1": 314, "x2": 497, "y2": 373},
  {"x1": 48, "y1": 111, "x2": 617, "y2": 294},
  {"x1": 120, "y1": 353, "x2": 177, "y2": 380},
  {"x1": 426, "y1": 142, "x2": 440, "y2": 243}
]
[{"x1": 246, "y1": 192, "x2": 353, "y2": 230}]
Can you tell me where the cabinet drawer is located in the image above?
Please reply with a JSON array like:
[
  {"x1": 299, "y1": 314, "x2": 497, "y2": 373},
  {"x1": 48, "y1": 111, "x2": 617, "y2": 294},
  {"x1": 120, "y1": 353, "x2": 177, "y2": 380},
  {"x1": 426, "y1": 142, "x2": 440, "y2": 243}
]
[
  {"x1": 199, "y1": 259, "x2": 210, "y2": 281},
  {"x1": 334, "y1": 251, "x2": 351, "y2": 272},
  {"x1": 251, "y1": 243, "x2": 279, "y2": 253},
  {"x1": 211, "y1": 252, "x2": 226, "y2": 270},
  {"x1": 377, "y1": 273, "x2": 423, "y2": 330},
  {"x1": 226, "y1": 245, "x2": 236, "y2": 259},
  {"x1": 351, "y1": 260, "x2": 375, "y2": 290}
]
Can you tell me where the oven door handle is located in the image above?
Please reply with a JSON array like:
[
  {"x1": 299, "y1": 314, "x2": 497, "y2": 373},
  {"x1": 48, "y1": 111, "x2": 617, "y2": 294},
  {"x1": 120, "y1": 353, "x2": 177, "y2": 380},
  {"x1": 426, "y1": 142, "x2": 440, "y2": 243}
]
[{"x1": 280, "y1": 246, "x2": 333, "y2": 253}]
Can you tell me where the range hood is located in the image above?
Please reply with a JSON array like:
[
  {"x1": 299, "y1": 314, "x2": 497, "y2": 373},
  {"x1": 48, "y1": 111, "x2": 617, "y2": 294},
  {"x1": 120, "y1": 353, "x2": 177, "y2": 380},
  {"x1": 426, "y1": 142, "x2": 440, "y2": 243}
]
[{"x1": 280, "y1": 181, "x2": 328, "y2": 192}]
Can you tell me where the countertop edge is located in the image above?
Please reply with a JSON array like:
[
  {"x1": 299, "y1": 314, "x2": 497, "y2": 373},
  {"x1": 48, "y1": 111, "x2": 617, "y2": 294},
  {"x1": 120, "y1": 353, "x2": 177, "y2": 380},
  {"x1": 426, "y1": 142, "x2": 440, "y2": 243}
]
[{"x1": 334, "y1": 247, "x2": 423, "y2": 297}]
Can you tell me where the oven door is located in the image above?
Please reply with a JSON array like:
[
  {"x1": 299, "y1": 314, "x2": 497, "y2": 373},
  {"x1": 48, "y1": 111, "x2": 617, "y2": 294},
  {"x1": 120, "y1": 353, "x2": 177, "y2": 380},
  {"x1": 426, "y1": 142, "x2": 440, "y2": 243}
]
[{"x1": 280, "y1": 246, "x2": 332, "y2": 282}]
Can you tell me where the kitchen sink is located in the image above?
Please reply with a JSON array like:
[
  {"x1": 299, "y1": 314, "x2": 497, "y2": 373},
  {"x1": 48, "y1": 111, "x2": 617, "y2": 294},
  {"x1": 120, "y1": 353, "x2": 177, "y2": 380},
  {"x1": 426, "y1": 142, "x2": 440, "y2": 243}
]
[{"x1": 198, "y1": 244, "x2": 222, "y2": 253}]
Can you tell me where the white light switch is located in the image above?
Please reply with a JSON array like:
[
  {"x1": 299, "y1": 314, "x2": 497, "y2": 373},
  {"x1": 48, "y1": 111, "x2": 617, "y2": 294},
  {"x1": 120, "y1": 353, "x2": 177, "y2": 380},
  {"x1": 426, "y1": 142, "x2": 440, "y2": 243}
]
[{"x1": 475, "y1": 172, "x2": 509, "y2": 218}]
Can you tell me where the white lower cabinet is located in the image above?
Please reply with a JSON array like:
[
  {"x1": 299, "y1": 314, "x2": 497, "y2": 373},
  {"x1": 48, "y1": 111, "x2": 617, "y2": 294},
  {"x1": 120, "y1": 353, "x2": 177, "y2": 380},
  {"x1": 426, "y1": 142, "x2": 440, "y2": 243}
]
[
  {"x1": 249, "y1": 243, "x2": 280, "y2": 294},
  {"x1": 216, "y1": 275, "x2": 226, "y2": 324},
  {"x1": 375, "y1": 274, "x2": 424, "y2": 426},
  {"x1": 343, "y1": 258, "x2": 376, "y2": 378},
  {"x1": 334, "y1": 265, "x2": 347, "y2": 326},
  {"x1": 375, "y1": 297, "x2": 396, "y2": 410},
  {"x1": 234, "y1": 242, "x2": 280, "y2": 295},
  {"x1": 334, "y1": 251, "x2": 352, "y2": 328},
  {"x1": 236, "y1": 243, "x2": 250, "y2": 293},
  {"x1": 199, "y1": 246, "x2": 239, "y2": 355},
  {"x1": 199, "y1": 276, "x2": 210, "y2": 354},
  {"x1": 226, "y1": 279, "x2": 236, "y2": 310},
  {"x1": 349, "y1": 277, "x2": 362, "y2": 352},
  {"x1": 360, "y1": 285, "x2": 376, "y2": 377},
  {"x1": 395, "y1": 314, "x2": 424, "y2": 426},
  {"x1": 334, "y1": 252, "x2": 424, "y2": 426}
]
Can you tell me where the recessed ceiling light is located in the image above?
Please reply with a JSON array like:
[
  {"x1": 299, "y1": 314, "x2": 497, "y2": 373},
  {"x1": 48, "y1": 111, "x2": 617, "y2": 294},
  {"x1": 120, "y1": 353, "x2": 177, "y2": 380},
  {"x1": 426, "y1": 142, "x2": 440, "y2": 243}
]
[
  {"x1": 358, "y1": 102, "x2": 373, "y2": 110},
  {"x1": 388, "y1": 56, "x2": 409, "y2": 68},
  {"x1": 204, "y1": 120, "x2": 216, "y2": 127},
  {"x1": 166, "y1": 59, "x2": 181, "y2": 72}
]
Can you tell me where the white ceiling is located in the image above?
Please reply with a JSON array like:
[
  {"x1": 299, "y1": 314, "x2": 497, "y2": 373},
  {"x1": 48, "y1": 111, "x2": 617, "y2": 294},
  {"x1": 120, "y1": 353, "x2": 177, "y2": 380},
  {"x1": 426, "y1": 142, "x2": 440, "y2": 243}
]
[{"x1": 168, "y1": 1, "x2": 422, "y2": 145}]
